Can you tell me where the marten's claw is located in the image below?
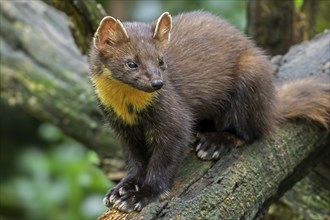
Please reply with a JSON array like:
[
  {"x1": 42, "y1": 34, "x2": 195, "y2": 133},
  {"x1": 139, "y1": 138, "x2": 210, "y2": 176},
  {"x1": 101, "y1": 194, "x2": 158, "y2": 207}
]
[
  {"x1": 195, "y1": 132, "x2": 243, "y2": 161},
  {"x1": 103, "y1": 179, "x2": 142, "y2": 208},
  {"x1": 118, "y1": 187, "x2": 126, "y2": 196},
  {"x1": 114, "y1": 186, "x2": 161, "y2": 212},
  {"x1": 103, "y1": 189, "x2": 120, "y2": 207},
  {"x1": 102, "y1": 196, "x2": 111, "y2": 207},
  {"x1": 134, "y1": 202, "x2": 142, "y2": 211},
  {"x1": 109, "y1": 194, "x2": 117, "y2": 203}
]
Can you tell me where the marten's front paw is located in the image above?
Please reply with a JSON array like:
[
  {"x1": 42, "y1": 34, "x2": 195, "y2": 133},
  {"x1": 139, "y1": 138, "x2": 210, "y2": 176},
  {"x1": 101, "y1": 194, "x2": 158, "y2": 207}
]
[
  {"x1": 112, "y1": 186, "x2": 168, "y2": 212},
  {"x1": 195, "y1": 132, "x2": 244, "y2": 160},
  {"x1": 103, "y1": 180, "x2": 140, "y2": 208}
]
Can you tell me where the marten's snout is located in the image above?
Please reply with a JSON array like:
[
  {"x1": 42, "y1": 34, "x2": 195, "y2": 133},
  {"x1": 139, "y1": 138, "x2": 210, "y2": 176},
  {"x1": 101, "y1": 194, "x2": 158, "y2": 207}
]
[{"x1": 151, "y1": 79, "x2": 163, "y2": 90}]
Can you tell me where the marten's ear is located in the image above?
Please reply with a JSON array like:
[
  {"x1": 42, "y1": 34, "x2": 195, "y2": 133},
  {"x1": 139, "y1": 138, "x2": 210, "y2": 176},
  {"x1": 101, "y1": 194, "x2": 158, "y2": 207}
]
[
  {"x1": 153, "y1": 12, "x2": 172, "y2": 47},
  {"x1": 93, "y1": 16, "x2": 129, "y2": 50}
]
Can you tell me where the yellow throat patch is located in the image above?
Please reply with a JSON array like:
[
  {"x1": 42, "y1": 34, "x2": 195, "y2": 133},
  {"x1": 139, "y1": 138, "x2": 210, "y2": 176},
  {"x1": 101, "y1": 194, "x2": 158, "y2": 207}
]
[{"x1": 91, "y1": 69, "x2": 157, "y2": 125}]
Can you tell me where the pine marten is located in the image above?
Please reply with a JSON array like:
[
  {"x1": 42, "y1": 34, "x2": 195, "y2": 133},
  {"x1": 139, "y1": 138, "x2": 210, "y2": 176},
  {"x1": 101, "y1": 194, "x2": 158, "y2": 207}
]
[{"x1": 89, "y1": 11, "x2": 329, "y2": 212}]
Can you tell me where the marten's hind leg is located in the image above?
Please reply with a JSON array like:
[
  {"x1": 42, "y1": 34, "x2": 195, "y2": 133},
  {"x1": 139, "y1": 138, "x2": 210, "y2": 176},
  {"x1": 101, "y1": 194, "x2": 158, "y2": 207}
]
[
  {"x1": 195, "y1": 50, "x2": 276, "y2": 161},
  {"x1": 195, "y1": 131, "x2": 244, "y2": 160}
]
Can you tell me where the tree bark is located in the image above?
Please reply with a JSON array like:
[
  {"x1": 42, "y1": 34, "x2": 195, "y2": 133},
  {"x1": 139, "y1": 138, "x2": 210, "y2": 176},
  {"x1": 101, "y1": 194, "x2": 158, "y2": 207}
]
[
  {"x1": 0, "y1": 1, "x2": 329, "y2": 219},
  {"x1": 266, "y1": 159, "x2": 330, "y2": 220},
  {"x1": 46, "y1": 0, "x2": 107, "y2": 54},
  {"x1": 98, "y1": 121, "x2": 329, "y2": 220},
  {"x1": 0, "y1": 0, "x2": 121, "y2": 160}
]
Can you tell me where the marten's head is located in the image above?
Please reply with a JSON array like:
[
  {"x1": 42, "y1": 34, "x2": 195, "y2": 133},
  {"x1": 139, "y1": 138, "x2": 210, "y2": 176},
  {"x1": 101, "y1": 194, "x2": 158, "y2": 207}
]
[{"x1": 93, "y1": 12, "x2": 172, "y2": 93}]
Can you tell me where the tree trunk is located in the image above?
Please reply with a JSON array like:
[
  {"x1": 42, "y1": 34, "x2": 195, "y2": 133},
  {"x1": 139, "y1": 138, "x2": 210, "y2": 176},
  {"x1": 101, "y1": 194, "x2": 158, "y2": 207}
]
[
  {"x1": 246, "y1": 0, "x2": 297, "y2": 55},
  {"x1": 246, "y1": 0, "x2": 330, "y2": 56},
  {"x1": 1, "y1": 1, "x2": 329, "y2": 219}
]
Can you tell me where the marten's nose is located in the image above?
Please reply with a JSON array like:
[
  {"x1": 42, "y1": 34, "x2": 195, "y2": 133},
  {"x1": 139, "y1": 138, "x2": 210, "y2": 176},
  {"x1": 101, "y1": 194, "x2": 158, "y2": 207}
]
[{"x1": 151, "y1": 79, "x2": 163, "y2": 90}]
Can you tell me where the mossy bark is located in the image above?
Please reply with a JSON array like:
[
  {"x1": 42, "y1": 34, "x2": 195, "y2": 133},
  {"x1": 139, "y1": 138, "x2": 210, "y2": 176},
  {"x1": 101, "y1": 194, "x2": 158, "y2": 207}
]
[
  {"x1": 0, "y1": 0, "x2": 121, "y2": 161},
  {"x1": 45, "y1": 0, "x2": 106, "y2": 54},
  {"x1": 266, "y1": 159, "x2": 330, "y2": 220},
  {"x1": 99, "y1": 122, "x2": 329, "y2": 220}
]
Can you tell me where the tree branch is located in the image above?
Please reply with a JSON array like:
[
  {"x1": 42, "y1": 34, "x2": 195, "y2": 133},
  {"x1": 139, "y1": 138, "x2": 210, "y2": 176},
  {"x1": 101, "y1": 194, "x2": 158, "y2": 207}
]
[
  {"x1": 46, "y1": 0, "x2": 106, "y2": 54},
  {"x1": 98, "y1": 122, "x2": 329, "y2": 220},
  {"x1": 0, "y1": 0, "x2": 121, "y2": 160}
]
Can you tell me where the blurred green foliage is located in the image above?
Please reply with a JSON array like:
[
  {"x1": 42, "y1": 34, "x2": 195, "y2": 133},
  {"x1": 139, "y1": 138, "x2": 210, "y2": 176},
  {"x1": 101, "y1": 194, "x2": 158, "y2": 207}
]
[
  {"x1": 98, "y1": 0, "x2": 246, "y2": 30},
  {"x1": 0, "y1": 122, "x2": 112, "y2": 220},
  {"x1": 162, "y1": 0, "x2": 246, "y2": 30},
  {"x1": 294, "y1": 0, "x2": 304, "y2": 9}
]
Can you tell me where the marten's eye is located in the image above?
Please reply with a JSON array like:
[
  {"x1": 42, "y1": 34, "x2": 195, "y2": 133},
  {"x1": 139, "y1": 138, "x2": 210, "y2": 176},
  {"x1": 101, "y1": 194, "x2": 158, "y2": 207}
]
[
  {"x1": 159, "y1": 58, "x2": 164, "y2": 66},
  {"x1": 126, "y1": 61, "x2": 138, "y2": 69}
]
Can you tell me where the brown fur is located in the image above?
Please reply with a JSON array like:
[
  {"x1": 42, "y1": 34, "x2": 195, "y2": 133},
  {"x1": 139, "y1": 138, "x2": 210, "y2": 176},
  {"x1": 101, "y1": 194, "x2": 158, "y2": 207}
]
[
  {"x1": 276, "y1": 77, "x2": 330, "y2": 129},
  {"x1": 89, "y1": 11, "x2": 329, "y2": 212}
]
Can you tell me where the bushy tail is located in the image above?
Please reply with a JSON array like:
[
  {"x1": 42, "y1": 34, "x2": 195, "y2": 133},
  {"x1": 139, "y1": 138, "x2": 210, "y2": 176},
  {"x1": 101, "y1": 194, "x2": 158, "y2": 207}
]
[{"x1": 276, "y1": 77, "x2": 330, "y2": 129}]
